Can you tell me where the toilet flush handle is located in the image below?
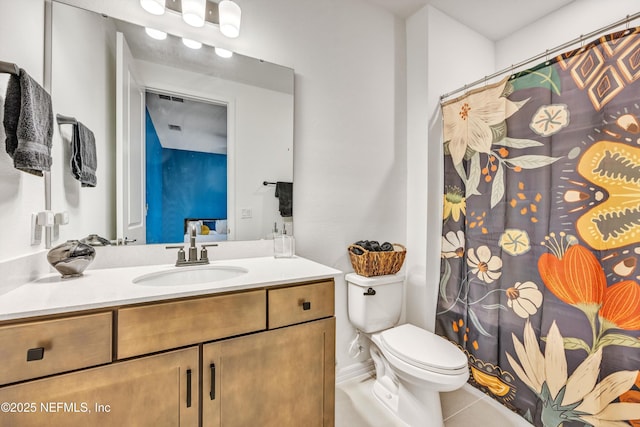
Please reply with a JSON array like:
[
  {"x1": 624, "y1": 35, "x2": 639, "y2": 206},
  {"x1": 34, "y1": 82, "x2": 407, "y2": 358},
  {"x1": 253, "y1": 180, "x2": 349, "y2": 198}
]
[{"x1": 364, "y1": 287, "x2": 376, "y2": 296}]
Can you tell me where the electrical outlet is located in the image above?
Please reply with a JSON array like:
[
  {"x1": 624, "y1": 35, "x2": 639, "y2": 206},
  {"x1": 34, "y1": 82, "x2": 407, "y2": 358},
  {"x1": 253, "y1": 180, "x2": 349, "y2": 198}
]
[{"x1": 241, "y1": 208, "x2": 252, "y2": 219}]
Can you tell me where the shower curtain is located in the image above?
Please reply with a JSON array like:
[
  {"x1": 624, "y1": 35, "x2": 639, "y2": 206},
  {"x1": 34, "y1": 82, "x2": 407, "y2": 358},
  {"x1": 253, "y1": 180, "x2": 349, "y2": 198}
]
[{"x1": 437, "y1": 27, "x2": 640, "y2": 426}]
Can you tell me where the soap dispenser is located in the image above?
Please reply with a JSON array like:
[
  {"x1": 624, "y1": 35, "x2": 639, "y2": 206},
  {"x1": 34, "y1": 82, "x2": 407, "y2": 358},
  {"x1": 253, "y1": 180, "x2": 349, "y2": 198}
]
[{"x1": 274, "y1": 223, "x2": 295, "y2": 258}]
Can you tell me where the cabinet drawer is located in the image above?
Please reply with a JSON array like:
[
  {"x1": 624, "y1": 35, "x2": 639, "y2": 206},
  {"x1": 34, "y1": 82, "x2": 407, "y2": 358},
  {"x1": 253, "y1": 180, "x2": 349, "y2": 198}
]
[
  {"x1": 117, "y1": 289, "x2": 266, "y2": 359},
  {"x1": 0, "y1": 312, "x2": 112, "y2": 386},
  {"x1": 268, "y1": 281, "x2": 334, "y2": 329}
]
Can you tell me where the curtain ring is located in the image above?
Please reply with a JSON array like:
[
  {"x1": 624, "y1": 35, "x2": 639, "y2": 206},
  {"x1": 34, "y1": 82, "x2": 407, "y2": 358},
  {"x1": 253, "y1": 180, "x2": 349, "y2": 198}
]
[
  {"x1": 626, "y1": 15, "x2": 630, "y2": 31},
  {"x1": 545, "y1": 49, "x2": 549, "y2": 64}
]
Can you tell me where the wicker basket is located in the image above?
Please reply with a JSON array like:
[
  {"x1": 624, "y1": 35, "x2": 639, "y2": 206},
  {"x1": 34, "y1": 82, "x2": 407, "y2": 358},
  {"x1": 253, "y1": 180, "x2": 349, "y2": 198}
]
[{"x1": 348, "y1": 243, "x2": 407, "y2": 277}]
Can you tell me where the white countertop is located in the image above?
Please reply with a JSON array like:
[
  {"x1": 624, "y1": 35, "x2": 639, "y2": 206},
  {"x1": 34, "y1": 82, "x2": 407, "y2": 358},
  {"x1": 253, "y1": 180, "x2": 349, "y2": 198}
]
[{"x1": 0, "y1": 256, "x2": 342, "y2": 321}]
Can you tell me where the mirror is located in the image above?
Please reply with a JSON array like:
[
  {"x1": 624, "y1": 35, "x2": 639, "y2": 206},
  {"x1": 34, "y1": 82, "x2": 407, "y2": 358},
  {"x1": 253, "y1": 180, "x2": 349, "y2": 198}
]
[{"x1": 49, "y1": 1, "x2": 294, "y2": 245}]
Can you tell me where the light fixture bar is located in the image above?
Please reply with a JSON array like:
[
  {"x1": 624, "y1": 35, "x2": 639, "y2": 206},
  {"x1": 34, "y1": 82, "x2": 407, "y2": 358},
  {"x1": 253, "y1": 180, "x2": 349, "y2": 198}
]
[{"x1": 165, "y1": 0, "x2": 219, "y2": 25}]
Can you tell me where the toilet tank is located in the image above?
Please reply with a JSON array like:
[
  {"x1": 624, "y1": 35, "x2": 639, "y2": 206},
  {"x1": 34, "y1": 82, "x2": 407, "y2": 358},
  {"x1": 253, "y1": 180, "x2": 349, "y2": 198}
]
[{"x1": 345, "y1": 273, "x2": 404, "y2": 333}]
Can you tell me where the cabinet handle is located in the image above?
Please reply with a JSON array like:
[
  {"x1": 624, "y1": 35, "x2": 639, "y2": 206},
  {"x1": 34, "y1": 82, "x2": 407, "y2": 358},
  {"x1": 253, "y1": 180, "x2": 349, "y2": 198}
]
[
  {"x1": 26, "y1": 347, "x2": 45, "y2": 362},
  {"x1": 186, "y1": 369, "x2": 192, "y2": 408},
  {"x1": 210, "y1": 363, "x2": 216, "y2": 400},
  {"x1": 302, "y1": 301, "x2": 311, "y2": 311}
]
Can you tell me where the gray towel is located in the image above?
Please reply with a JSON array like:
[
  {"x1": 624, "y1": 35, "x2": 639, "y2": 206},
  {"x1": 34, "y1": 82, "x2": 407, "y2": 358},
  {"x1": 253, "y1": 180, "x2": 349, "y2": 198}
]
[
  {"x1": 71, "y1": 122, "x2": 97, "y2": 187},
  {"x1": 3, "y1": 68, "x2": 53, "y2": 176},
  {"x1": 275, "y1": 181, "x2": 293, "y2": 217}
]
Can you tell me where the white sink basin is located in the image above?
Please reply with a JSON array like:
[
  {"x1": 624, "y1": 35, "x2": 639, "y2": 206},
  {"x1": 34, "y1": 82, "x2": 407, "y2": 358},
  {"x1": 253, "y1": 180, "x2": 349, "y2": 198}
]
[{"x1": 133, "y1": 265, "x2": 248, "y2": 286}]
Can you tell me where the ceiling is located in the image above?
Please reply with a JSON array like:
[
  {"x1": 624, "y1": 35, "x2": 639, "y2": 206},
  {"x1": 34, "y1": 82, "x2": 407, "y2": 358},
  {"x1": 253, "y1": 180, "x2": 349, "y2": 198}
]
[
  {"x1": 364, "y1": 0, "x2": 576, "y2": 40},
  {"x1": 146, "y1": 92, "x2": 228, "y2": 155}
]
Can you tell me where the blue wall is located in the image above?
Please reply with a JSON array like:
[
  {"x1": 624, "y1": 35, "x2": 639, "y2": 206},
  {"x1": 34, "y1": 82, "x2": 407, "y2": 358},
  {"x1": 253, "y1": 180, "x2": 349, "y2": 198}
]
[{"x1": 145, "y1": 109, "x2": 227, "y2": 243}]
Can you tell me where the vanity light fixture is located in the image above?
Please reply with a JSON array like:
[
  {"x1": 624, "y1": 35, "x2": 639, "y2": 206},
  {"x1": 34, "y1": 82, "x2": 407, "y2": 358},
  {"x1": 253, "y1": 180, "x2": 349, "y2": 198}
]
[
  {"x1": 218, "y1": 0, "x2": 241, "y2": 38},
  {"x1": 140, "y1": 0, "x2": 166, "y2": 15},
  {"x1": 182, "y1": 38, "x2": 203, "y2": 49},
  {"x1": 145, "y1": 27, "x2": 168, "y2": 40},
  {"x1": 214, "y1": 47, "x2": 233, "y2": 58},
  {"x1": 140, "y1": 0, "x2": 242, "y2": 39},
  {"x1": 181, "y1": 0, "x2": 207, "y2": 27}
]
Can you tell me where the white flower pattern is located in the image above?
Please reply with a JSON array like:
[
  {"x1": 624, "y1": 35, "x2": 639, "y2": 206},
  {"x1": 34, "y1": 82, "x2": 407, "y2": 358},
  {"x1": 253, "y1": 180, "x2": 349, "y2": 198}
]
[
  {"x1": 442, "y1": 230, "x2": 465, "y2": 259},
  {"x1": 507, "y1": 321, "x2": 640, "y2": 427},
  {"x1": 443, "y1": 78, "x2": 528, "y2": 166},
  {"x1": 467, "y1": 245, "x2": 502, "y2": 283},
  {"x1": 506, "y1": 281, "x2": 543, "y2": 319}
]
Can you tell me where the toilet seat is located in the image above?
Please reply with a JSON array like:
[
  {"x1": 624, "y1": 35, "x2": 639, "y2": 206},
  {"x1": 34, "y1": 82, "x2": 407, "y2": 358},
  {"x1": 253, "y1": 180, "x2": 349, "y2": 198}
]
[{"x1": 379, "y1": 324, "x2": 468, "y2": 375}]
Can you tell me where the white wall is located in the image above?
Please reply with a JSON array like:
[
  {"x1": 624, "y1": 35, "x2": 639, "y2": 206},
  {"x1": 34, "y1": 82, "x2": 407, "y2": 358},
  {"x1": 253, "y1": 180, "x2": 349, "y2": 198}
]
[
  {"x1": 251, "y1": 0, "x2": 408, "y2": 376},
  {"x1": 405, "y1": 5, "x2": 495, "y2": 331},
  {"x1": 496, "y1": 0, "x2": 640, "y2": 71},
  {"x1": 0, "y1": 0, "x2": 46, "y2": 260}
]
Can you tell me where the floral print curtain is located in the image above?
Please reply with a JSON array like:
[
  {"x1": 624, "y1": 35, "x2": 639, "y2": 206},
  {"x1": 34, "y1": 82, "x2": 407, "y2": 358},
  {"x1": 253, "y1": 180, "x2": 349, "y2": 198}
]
[{"x1": 437, "y1": 27, "x2": 640, "y2": 426}]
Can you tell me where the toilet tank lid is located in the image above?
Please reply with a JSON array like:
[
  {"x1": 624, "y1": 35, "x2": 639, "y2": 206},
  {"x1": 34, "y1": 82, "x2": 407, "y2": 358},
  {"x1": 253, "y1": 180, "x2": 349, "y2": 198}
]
[{"x1": 345, "y1": 272, "x2": 405, "y2": 287}]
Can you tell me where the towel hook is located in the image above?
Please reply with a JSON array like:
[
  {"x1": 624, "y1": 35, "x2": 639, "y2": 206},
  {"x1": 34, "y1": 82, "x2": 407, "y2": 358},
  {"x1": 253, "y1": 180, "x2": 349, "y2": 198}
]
[
  {"x1": 0, "y1": 60, "x2": 19, "y2": 76},
  {"x1": 56, "y1": 114, "x2": 77, "y2": 125}
]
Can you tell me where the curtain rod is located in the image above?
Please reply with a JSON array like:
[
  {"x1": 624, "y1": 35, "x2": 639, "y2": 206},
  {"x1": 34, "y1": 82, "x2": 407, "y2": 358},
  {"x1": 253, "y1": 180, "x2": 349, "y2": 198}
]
[{"x1": 440, "y1": 12, "x2": 640, "y2": 102}]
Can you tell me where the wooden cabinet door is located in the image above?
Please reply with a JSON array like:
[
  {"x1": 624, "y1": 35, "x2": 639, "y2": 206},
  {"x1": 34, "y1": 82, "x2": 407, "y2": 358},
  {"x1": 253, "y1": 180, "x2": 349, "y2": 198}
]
[
  {"x1": 203, "y1": 317, "x2": 335, "y2": 427},
  {"x1": 0, "y1": 346, "x2": 199, "y2": 427}
]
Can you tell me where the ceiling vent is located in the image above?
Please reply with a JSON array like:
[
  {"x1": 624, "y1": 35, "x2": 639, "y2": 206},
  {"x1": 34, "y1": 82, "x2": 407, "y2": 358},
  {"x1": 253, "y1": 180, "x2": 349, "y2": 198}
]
[{"x1": 159, "y1": 94, "x2": 184, "y2": 103}]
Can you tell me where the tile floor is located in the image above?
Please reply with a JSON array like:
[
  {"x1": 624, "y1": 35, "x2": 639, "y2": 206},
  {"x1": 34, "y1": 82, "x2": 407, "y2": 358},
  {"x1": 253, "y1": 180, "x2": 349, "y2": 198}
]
[{"x1": 336, "y1": 374, "x2": 532, "y2": 427}]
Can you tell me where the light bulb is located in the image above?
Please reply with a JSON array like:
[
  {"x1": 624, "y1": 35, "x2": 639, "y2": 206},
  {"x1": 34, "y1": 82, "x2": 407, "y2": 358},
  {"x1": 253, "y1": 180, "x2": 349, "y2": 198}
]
[
  {"x1": 140, "y1": 0, "x2": 166, "y2": 15},
  {"x1": 182, "y1": 0, "x2": 206, "y2": 27},
  {"x1": 219, "y1": 0, "x2": 241, "y2": 38},
  {"x1": 215, "y1": 47, "x2": 233, "y2": 58},
  {"x1": 145, "y1": 27, "x2": 167, "y2": 40},
  {"x1": 182, "y1": 38, "x2": 202, "y2": 49}
]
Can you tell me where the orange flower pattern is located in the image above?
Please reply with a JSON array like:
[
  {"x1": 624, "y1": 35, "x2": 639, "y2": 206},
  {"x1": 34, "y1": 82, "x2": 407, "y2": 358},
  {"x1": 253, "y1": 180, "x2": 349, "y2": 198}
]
[
  {"x1": 537, "y1": 244, "x2": 605, "y2": 306},
  {"x1": 600, "y1": 280, "x2": 640, "y2": 330}
]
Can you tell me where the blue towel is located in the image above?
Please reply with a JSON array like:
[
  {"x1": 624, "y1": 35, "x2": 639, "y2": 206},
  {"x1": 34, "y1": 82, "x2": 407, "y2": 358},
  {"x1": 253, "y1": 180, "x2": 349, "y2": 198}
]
[
  {"x1": 3, "y1": 68, "x2": 53, "y2": 176},
  {"x1": 71, "y1": 121, "x2": 97, "y2": 187}
]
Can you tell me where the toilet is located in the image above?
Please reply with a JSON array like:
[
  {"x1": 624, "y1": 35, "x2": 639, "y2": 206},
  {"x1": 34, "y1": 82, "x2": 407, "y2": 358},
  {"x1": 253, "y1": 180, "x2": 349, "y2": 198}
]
[{"x1": 346, "y1": 272, "x2": 469, "y2": 427}]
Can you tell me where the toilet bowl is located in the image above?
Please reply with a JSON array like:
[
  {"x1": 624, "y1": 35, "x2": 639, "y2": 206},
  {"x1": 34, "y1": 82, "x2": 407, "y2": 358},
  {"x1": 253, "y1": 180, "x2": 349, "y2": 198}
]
[{"x1": 346, "y1": 273, "x2": 469, "y2": 427}]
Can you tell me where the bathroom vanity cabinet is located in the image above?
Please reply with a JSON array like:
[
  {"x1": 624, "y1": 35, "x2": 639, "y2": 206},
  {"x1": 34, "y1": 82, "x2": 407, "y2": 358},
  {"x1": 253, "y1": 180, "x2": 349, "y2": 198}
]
[{"x1": 0, "y1": 279, "x2": 335, "y2": 427}]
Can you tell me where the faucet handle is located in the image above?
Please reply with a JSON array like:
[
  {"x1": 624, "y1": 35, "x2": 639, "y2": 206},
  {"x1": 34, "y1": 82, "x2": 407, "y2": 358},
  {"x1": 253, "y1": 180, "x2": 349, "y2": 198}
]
[
  {"x1": 200, "y1": 244, "x2": 218, "y2": 262},
  {"x1": 166, "y1": 245, "x2": 186, "y2": 265}
]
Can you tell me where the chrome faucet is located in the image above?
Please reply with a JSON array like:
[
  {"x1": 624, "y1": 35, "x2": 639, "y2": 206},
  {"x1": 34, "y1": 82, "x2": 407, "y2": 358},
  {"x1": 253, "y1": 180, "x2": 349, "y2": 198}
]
[
  {"x1": 188, "y1": 224, "x2": 198, "y2": 262},
  {"x1": 166, "y1": 225, "x2": 218, "y2": 267}
]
